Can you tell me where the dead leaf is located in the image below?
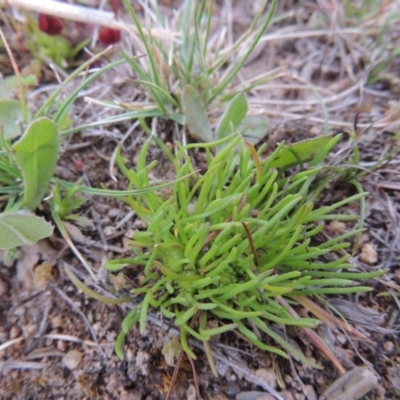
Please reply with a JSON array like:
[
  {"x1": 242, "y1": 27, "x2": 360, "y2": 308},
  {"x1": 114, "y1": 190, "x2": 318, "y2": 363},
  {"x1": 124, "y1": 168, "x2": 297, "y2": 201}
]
[
  {"x1": 360, "y1": 243, "x2": 378, "y2": 264},
  {"x1": 15, "y1": 245, "x2": 40, "y2": 290},
  {"x1": 33, "y1": 262, "x2": 55, "y2": 290},
  {"x1": 329, "y1": 299, "x2": 386, "y2": 329},
  {"x1": 63, "y1": 221, "x2": 86, "y2": 244}
]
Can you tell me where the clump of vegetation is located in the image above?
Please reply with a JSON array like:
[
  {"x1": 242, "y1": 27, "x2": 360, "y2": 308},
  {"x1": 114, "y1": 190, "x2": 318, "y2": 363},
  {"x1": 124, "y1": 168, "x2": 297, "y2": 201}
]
[
  {"x1": 107, "y1": 125, "x2": 380, "y2": 371},
  {"x1": 0, "y1": 0, "x2": 386, "y2": 379}
]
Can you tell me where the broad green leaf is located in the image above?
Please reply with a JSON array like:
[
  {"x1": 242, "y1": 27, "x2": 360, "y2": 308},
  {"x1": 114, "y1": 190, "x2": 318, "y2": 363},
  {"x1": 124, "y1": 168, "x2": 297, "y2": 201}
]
[
  {"x1": 270, "y1": 134, "x2": 335, "y2": 168},
  {"x1": 12, "y1": 117, "x2": 59, "y2": 210},
  {"x1": 0, "y1": 75, "x2": 37, "y2": 100},
  {"x1": 215, "y1": 93, "x2": 248, "y2": 140},
  {"x1": 310, "y1": 134, "x2": 342, "y2": 166},
  {"x1": 241, "y1": 114, "x2": 269, "y2": 144},
  {"x1": 182, "y1": 85, "x2": 213, "y2": 142},
  {"x1": 0, "y1": 99, "x2": 23, "y2": 140},
  {"x1": 0, "y1": 210, "x2": 53, "y2": 249}
]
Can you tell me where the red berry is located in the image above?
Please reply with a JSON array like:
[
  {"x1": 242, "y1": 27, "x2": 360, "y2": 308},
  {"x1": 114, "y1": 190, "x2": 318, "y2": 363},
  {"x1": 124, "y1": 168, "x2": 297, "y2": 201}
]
[
  {"x1": 38, "y1": 14, "x2": 63, "y2": 35},
  {"x1": 99, "y1": 27, "x2": 121, "y2": 45}
]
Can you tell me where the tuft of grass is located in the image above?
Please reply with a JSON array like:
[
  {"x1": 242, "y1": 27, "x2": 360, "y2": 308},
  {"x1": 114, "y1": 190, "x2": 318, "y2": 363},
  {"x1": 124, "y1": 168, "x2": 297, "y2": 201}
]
[
  {"x1": 112, "y1": 0, "x2": 277, "y2": 142},
  {"x1": 107, "y1": 132, "x2": 381, "y2": 370}
]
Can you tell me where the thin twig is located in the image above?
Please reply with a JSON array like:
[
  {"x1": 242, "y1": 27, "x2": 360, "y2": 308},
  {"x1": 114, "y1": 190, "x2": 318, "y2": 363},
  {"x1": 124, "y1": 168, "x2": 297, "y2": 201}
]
[
  {"x1": 187, "y1": 355, "x2": 203, "y2": 400},
  {"x1": 53, "y1": 285, "x2": 106, "y2": 357},
  {"x1": 166, "y1": 311, "x2": 201, "y2": 400},
  {"x1": 241, "y1": 221, "x2": 259, "y2": 266}
]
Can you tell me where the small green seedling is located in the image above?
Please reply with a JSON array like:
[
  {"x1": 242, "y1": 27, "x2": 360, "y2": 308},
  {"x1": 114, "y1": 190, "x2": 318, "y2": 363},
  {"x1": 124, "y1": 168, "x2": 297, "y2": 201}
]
[
  {"x1": 51, "y1": 183, "x2": 88, "y2": 224},
  {"x1": 23, "y1": 15, "x2": 89, "y2": 68}
]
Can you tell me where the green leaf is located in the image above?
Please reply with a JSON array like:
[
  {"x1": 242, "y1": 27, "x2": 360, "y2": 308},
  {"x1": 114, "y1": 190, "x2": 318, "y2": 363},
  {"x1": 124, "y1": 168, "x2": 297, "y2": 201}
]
[
  {"x1": 12, "y1": 117, "x2": 60, "y2": 210},
  {"x1": 0, "y1": 75, "x2": 37, "y2": 100},
  {"x1": 0, "y1": 210, "x2": 53, "y2": 249},
  {"x1": 0, "y1": 100, "x2": 23, "y2": 140},
  {"x1": 241, "y1": 114, "x2": 269, "y2": 144},
  {"x1": 215, "y1": 93, "x2": 248, "y2": 140},
  {"x1": 182, "y1": 85, "x2": 213, "y2": 142},
  {"x1": 270, "y1": 134, "x2": 335, "y2": 168}
]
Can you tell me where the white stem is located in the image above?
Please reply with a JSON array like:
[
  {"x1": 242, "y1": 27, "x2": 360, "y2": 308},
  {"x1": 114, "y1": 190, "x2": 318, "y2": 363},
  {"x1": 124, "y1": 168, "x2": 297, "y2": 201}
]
[
  {"x1": 1, "y1": 0, "x2": 180, "y2": 38},
  {"x1": 3, "y1": 0, "x2": 124, "y2": 29}
]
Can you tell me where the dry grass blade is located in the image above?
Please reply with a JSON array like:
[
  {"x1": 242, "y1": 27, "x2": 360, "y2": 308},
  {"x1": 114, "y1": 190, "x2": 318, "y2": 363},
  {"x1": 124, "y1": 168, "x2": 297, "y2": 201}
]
[
  {"x1": 187, "y1": 356, "x2": 202, "y2": 400},
  {"x1": 0, "y1": 338, "x2": 25, "y2": 353},
  {"x1": 1, "y1": 0, "x2": 180, "y2": 37},
  {"x1": 166, "y1": 311, "x2": 201, "y2": 400},
  {"x1": 0, "y1": 26, "x2": 27, "y2": 121},
  {"x1": 2, "y1": 0, "x2": 126, "y2": 32},
  {"x1": 296, "y1": 295, "x2": 366, "y2": 339},
  {"x1": 0, "y1": 361, "x2": 49, "y2": 371},
  {"x1": 277, "y1": 296, "x2": 346, "y2": 375}
]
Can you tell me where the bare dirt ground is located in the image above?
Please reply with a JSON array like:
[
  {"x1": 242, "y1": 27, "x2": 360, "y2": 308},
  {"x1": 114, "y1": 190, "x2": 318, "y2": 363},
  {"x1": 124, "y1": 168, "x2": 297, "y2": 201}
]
[{"x1": 1, "y1": 1, "x2": 400, "y2": 399}]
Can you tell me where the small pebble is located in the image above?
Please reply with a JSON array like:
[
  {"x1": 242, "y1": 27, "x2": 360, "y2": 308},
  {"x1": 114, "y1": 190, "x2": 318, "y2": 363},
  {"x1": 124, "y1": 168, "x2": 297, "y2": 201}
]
[
  {"x1": 62, "y1": 349, "x2": 83, "y2": 370},
  {"x1": 336, "y1": 334, "x2": 347, "y2": 345},
  {"x1": 236, "y1": 392, "x2": 275, "y2": 400},
  {"x1": 107, "y1": 208, "x2": 120, "y2": 218},
  {"x1": 255, "y1": 369, "x2": 277, "y2": 389},
  {"x1": 284, "y1": 375, "x2": 293, "y2": 385},
  {"x1": 126, "y1": 348, "x2": 134, "y2": 362},
  {"x1": 104, "y1": 226, "x2": 116, "y2": 236},
  {"x1": 51, "y1": 316, "x2": 63, "y2": 329},
  {"x1": 57, "y1": 340, "x2": 67, "y2": 352},
  {"x1": 23, "y1": 324, "x2": 37, "y2": 336},
  {"x1": 383, "y1": 341, "x2": 395, "y2": 353},
  {"x1": 92, "y1": 322, "x2": 102, "y2": 332},
  {"x1": 124, "y1": 229, "x2": 135, "y2": 239},
  {"x1": 281, "y1": 391, "x2": 295, "y2": 400},
  {"x1": 9, "y1": 326, "x2": 21, "y2": 339},
  {"x1": 120, "y1": 392, "x2": 143, "y2": 400},
  {"x1": 186, "y1": 384, "x2": 196, "y2": 400}
]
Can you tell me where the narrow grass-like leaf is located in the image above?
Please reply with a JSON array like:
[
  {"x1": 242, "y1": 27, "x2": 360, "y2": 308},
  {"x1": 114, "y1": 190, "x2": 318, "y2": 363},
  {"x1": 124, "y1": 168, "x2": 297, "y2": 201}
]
[
  {"x1": 251, "y1": 317, "x2": 322, "y2": 369},
  {"x1": 209, "y1": 0, "x2": 278, "y2": 102},
  {"x1": 63, "y1": 263, "x2": 129, "y2": 305},
  {"x1": 35, "y1": 47, "x2": 115, "y2": 118}
]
